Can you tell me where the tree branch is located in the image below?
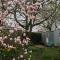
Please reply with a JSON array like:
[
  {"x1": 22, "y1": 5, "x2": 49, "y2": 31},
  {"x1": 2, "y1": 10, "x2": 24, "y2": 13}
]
[
  {"x1": 1, "y1": 0, "x2": 6, "y2": 10},
  {"x1": 14, "y1": 5, "x2": 25, "y2": 29},
  {"x1": 32, "y1": 10, "x2": 56, "y2": 27}
]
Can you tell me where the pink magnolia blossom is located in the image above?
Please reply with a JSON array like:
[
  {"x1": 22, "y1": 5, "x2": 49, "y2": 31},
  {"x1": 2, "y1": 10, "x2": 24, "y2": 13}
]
[
  {"x1": 14, "y1": 28, "x2": 18, "y2": 31},
  {"x1": 0, "y1": 37, "x2": 3, "y2": 40}
]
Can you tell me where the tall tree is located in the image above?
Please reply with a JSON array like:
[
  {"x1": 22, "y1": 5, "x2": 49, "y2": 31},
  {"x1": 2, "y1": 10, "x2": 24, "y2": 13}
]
[{"x1": 0, "y1": 0, "x2": 60, "y2": 31}]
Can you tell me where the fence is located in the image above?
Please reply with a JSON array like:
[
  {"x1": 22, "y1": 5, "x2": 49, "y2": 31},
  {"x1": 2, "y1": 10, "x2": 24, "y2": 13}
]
[{"x1": 42, "y1": 29, "x2": 60, "y2": 46}]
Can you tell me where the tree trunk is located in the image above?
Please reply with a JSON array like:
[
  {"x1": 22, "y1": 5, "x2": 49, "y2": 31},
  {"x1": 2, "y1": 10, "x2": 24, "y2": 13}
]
[{"x1": 30, "y1": 20, "x2": 32, "y2": 32}]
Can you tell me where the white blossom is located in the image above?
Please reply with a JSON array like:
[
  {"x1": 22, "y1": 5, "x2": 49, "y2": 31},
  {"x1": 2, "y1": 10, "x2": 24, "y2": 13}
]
[
  {"x1": 23, "y1": 33, "x2": 26, "y2": 36},
  {"x1": 0, "y1": 27, "x2": 3, "y2": 30},
  {"x1": 19, "y1": 40, "x2": 22, "y2": 44},
  {"x1": 3, "y1": 43, "x2": 7, "y2": 47},
  {"x1": 8, "y1": 35, "x2": 10, "y2": 36},
  {"x1": 16, "y1": 38, "x2": 20, "y2": 41},
  {"x1": 14, "y1": 38, "x2": 17, "y2": 41},
  {"x1": 14, "y1": 28, "x2": 18, "y2": 31},
  {"x1": 24, "y1": 59, "x2": 26, "y2": 60},
  {"x1": 9, "y1": 30, "x2": 14, "y2": 33},
  {"x1": 29, "y1": 55, "x2": 32, "y2": 58},
  {"x1": 4, "y1": 36, "x2": 8, "y2": 39},
  {"x1": 21, "y1": 44, "x2": 24, "y2": 47},
  {"x1": 8, "y1": 45, "x2": 15, "y2": 49},
  {"x1": 29, "y1": 50, "x2": 32, "y2": 53},
  {"x1": 24, "y1": 51, "x2": 28, "y2": 54},
  {"x1": 17, "y1": 36, "x2": 20, "y2": 39},
  {"x1": 20, "y1": 55, "x2": 23, "y2": 58},
  {"x1": 13, "y1": 58, "x2": 15, "y2": 60},
  {"x1": 10, "y1": 38, "x2": 13, "y2": 40},
  {"x1": 24, "y1": 49, "x2": 27, "y2": 52},
  {"x1": 28, "y1": 58, "x2": 31, "y2": 60},
  {"x1": 26, "y1": 37, "x2": 30, "y2": 41}
]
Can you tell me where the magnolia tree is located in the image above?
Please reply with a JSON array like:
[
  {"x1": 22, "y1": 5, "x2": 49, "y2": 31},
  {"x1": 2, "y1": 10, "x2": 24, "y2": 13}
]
[
  {"x1": 0, "y1": 0, "x2": 60, "y2": 31},
  {"x1": 39, "y1": 0, "x2": 60, "y2": 31},
  {"x1": 0, "y1": 0, "x2": 42, "y2": 31},
  {"x1": 0, "y1": 0, "x2": 34, "y2": 60},
  {"x1": 0, "y1": 29, "x2": 32, "y2": 60},
  {"x1": 0, "y1": 0, "x2": 60, "y2": 59}
]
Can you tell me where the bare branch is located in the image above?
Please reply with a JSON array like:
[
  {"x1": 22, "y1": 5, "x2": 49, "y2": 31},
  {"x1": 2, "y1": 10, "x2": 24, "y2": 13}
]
[{"x1": 14, "y1": 4, "x2": 25, "y2": 28}]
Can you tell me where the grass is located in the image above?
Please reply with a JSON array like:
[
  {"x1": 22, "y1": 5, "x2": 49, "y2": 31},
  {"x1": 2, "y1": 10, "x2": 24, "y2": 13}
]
[
  {"x1": 29, "y1": 46, "x2": 60, "y2": 60},
  {"x1": 0, "y1": 45, "x2": 60, "y2": 60}
]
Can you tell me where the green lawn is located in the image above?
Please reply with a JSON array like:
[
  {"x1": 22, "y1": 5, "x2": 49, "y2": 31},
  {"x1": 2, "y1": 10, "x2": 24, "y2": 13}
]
[
  {"x1": 29, "y1": 46, "x2": 60, "y2": 60},
  {"x1": 0, "y1": 45, "x2": 60, "y2": 60}
]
